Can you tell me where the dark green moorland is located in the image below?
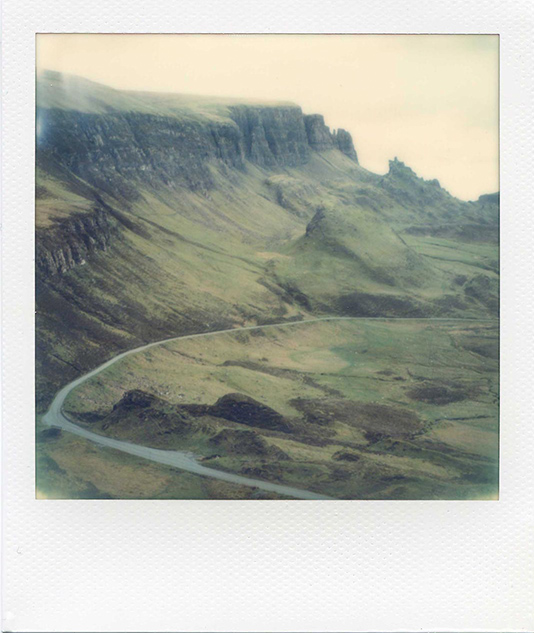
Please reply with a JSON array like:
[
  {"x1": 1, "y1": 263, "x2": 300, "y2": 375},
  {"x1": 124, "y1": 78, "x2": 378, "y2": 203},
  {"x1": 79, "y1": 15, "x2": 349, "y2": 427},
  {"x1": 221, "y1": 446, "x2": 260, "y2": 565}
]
[{"x1": 36, "y1": 71, "x2": 499, "y2": 499}]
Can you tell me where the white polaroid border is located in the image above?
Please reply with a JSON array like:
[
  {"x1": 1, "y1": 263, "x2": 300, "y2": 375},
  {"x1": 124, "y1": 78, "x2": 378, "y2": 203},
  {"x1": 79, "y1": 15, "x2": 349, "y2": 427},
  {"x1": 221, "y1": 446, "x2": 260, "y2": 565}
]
[{"x1": 2, "y1": 1, "x2": 534, "y2": 631}]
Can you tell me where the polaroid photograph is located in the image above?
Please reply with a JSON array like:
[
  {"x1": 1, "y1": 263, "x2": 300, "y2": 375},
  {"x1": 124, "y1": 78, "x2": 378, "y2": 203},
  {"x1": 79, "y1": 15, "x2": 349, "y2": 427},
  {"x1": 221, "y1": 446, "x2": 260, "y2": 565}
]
[
  {"x1": 2, "y1": 1, "x2": 533, "y2": 631},
  {"x1": 35, "y1": 33, "x2": 499, "y2": 503}
]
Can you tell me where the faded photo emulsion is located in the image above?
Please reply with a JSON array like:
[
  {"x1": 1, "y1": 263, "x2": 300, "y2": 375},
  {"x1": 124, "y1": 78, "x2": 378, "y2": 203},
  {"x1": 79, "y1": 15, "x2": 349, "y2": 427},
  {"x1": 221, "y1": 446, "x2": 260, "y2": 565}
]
[{"x1": 35, "y1": 34, "x2": 499, "y2": 500}]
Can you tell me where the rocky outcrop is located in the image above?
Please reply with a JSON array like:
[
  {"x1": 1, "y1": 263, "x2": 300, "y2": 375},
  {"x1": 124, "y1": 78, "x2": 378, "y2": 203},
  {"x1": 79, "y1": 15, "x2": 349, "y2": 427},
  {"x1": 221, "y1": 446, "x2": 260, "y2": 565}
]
[
  {"x1": 181, "y1": 392, "x2": 292, "y2": 433},
  {"x1": 332, "y1": 128, "x2": 358, "y2": 161},
  {"x1": 379, "y1": 157, "x2": 466, "y2": 219},
  {"x1": 386, "y1": 157, "x2": 444, "y2": 192},
  {"x1": 304, "y1": 114, "x2": 358, "y2": 162},
  {"x1": 112, "y1": 389, "x2": 159, "y2": 411},
  {"x1": 98, "y1": 390, "x2": 193, "y2": 439},
  {"x1": 36, "y1": 207, "x2": 120, "y2": 278},
  {"x1": 304, "y1": 114, "x2": 336, "y2": 151},
  {"x1": 208, "y1": 393, "x2": 291, "y2": 432},
  {"x1": 209, "y1": 428, "x2": 289, "y2": 459}
]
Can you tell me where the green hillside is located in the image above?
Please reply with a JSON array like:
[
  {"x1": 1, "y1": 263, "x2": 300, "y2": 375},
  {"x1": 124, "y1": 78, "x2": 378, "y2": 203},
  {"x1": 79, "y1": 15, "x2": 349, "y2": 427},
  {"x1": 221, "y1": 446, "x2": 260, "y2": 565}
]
[{"x1": 35, "y1": 71, "x2": 499, "y2": 499}]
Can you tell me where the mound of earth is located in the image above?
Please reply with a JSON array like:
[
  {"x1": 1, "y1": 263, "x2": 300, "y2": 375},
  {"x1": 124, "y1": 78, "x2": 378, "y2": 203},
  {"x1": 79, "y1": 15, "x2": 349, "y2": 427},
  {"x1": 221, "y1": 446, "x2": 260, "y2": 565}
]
[
  {"x1": 112, "y1": 389, "x2": 160, "y2": 411},
  {"x1": 100, "y1": 389, "x2": 193, "y2": 437},
  {"x1": 406, "y1": 382, "x2": 477, "y2": 405},
  {"x1": 38, "y1": 427, "x2": 62, "y2": 442},
  {"x1": 336, "y1": 291, "x2": 428, "y2": 318},
  {"x1": 200, "y1": 393, "x2": 292, "y2": 433},
  {"x1": 209, "y1": 429, "x2": 289, "y2": 460},
  {"x1": 463, "y1": 274, "x2": 499, "y2": 314},
  {"x1": 333, "y1": 450, "x2": 361, "y2": 462},
  {"x1": 292, "y1": 397, "x2": 425, "y2": 438}
]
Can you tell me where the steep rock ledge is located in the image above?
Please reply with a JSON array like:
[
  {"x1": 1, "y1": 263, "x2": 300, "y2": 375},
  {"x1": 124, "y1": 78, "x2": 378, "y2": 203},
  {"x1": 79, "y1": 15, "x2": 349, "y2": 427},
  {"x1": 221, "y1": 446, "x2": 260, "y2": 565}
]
[
  {"x1": 38, "y1": 109, "x2": 239, "y2": 200},
  {"x1": 304, "y1": 114, "x2": 358, "y2": 162},
  {"x1": 332, "y1": 128, "x2": 358, "y2": 162},
  {"x1": 228, "y1": 105, "x2": 311, "y2": 167},
  {"x1": 304, "y1": 114, "x2": 336, "y2": 151},
  {"x1": 36, "y1": 207, "x2": 120, "y2": 278},
  {"x1": 37, "y1": 104, "x2": 359, "y2": 203}
]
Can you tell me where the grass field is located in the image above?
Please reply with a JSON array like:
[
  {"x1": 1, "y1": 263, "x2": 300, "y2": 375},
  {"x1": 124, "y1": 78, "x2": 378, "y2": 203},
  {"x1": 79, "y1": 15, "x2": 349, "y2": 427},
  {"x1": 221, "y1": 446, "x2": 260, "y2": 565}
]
[
  {"x1": 63, "y1": 319, "x2": 498, "y2": 499},
  {"x1": 403, "y1": 234, "x2": 499, "y2": 277},
  {"x1": 35, "y1": 418, "x2": 290, "y2": 499}
]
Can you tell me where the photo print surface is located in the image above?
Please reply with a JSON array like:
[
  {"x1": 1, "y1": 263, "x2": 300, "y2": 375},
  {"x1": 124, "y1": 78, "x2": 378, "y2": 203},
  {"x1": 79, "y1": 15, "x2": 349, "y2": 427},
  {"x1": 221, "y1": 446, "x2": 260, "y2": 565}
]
[{"x1": 35, "y1": 34, "x2": 499, "y2": 500}]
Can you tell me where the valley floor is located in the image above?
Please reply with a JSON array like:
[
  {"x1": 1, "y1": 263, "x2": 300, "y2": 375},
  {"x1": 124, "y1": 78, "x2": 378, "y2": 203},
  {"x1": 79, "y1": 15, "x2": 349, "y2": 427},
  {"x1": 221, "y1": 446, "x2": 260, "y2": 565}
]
[{"x1": 39, "y1": 316, "x2": 498, "y2": 500}]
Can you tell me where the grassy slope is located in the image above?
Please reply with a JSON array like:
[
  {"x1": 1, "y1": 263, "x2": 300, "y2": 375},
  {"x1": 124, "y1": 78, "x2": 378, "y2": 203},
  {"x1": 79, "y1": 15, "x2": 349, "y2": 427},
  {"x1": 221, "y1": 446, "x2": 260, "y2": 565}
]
[
  {"x1": 36, "y1": 73, "x2": 499, "y2": 499},
  {"x1": 273, "y1": 152, "x2": 498, "y2": 316},
  {"x1": 36, "y1": 420, "x2": 289, "y2": 499},
  {"x1": 64, "y1": 319, "x2": 498, "y2": 500},
  {"x1": 41, "y1": 136, "x2": 455, "y2": 409},
  {"x1": 36, "y1": 158, "x2": 312, "y2": 409}
]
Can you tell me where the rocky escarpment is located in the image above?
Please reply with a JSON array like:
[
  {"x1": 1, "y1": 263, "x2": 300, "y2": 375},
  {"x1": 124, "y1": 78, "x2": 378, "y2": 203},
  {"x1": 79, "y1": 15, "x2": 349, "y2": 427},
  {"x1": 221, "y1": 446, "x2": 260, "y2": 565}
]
[
  {"x1": 333, "y1": 128, "x2": 358, "y2": 161},
  {"x1": 36, "y1": 207, "x2": 120, "y2": 278},
  {"x1": 378, "y1": 157, "x2": 472, "y2": 226},
  {"x1": 384, "y1": 159, "x2": 499, "y2": 240},
  {"x1": 381, "y1": 157, "x2": 451, "y2": 205},
  {"x1": 38, "y1": 109, "x2": 243, "y2": 200},
  {"x1": 304, "y1": 114, "x2": 358, "y2": 161},
  {"x1": 228, "y1": 105, "x2": 311, "y2": 167},
  {"x1": 37, "y1": 103, "x2": 359, "y2": 203}
]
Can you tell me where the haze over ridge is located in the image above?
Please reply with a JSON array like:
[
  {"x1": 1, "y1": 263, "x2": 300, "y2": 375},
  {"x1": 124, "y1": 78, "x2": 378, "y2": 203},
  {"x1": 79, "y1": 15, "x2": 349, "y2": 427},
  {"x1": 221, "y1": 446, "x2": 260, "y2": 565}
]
[{"x1": 36, "y1": 34, "x2": 499, "y2": 201}]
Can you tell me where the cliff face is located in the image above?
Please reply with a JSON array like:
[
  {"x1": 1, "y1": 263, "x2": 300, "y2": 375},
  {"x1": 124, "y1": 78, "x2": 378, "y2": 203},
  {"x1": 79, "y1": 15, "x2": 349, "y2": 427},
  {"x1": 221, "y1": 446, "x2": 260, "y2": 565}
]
[
  {"x1": 332, "y1": 129, "x2": 358, "y2": 162},
  {"x1": 38, "y1": 109, "x2": 241, "y2": 200},
  {"x1": 229, "y1": 105, "x2": 311, "y2": 167},
  {"x1": 37, "y1": 102, "x2": 359, "y2": 204},
  {"x1": 37, "y1": 97, "x2": 363, "y2": 280},
  {"x1": 36, "y1": 207, "x2": 120, "y2": 278},
  {"x1": 304, "y1": 114, "x2": 336, "y2": 151},
  {"x1": 304, "y1": 114, "x2": 358, "y2": 161}
]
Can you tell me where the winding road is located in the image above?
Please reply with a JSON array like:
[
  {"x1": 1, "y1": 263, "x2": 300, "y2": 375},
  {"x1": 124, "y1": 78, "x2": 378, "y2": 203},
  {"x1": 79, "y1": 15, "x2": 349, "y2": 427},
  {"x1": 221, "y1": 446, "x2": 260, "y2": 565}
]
[{"x1": 42, "y1": 315, "x2": 497, "y2": 500}]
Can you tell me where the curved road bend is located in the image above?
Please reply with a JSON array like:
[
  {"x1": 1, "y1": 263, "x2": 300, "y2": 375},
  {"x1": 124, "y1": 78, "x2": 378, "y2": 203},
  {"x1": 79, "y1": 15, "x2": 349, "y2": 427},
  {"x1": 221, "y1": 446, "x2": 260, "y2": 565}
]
[{"x1": 42, "y1": 315, "x2": 497, "y2": 500}]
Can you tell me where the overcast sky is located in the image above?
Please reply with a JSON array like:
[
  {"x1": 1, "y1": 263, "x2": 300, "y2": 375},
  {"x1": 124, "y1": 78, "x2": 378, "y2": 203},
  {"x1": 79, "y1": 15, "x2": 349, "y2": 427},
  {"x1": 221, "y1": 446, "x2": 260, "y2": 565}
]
[{"x1": 37, "y1": 34, "x2": 499, "y2": 200}]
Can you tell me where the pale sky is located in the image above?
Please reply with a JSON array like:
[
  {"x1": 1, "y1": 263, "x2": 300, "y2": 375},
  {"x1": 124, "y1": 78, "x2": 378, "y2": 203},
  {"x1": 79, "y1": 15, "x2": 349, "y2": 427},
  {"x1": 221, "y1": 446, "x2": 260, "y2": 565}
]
[{"x1": 36, "y1": 34, "x2": 499, "y2": 200}]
